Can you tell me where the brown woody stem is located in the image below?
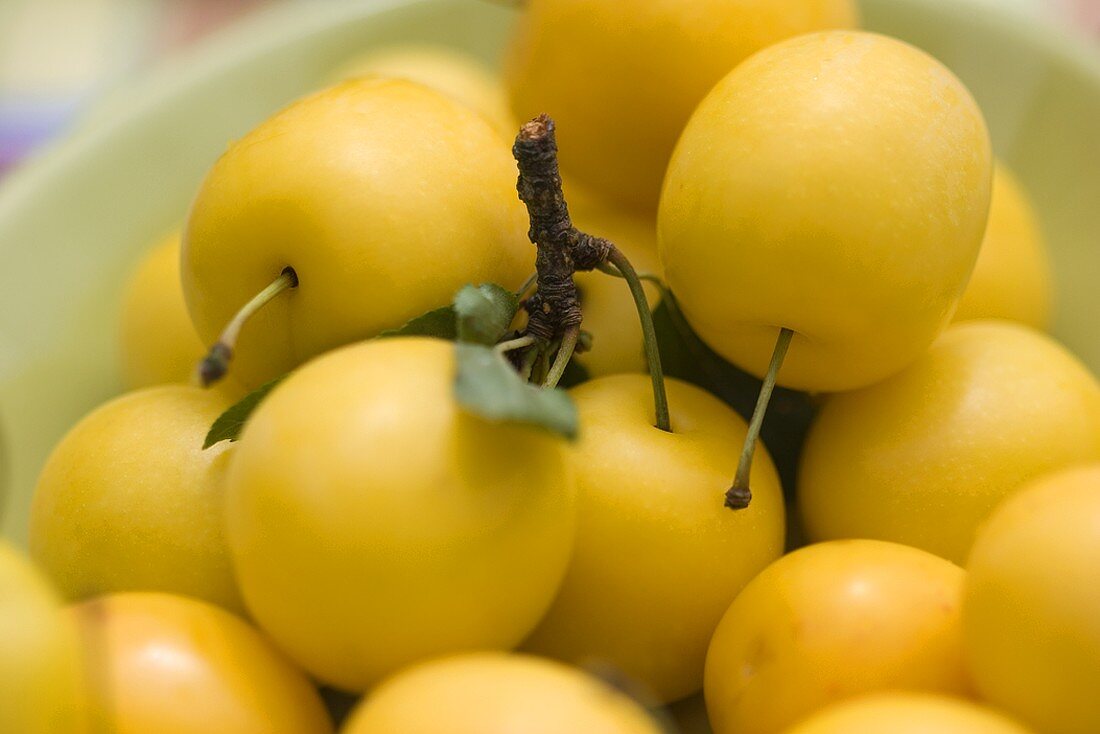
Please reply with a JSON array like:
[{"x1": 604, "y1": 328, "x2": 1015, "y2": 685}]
[
  {"x1": 512, "y1": 114, "x2": 610, "y2": 345},
  {"x1": 511, "y1": 114, "x2": 667, "y2": 409}
]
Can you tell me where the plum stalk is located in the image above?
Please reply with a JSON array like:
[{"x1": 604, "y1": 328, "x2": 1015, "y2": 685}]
[
  {"x1": 543, "y1": 325, "x2": 580, "y2": 388},
  {"x1": 604, "y1": 247, "x2": 670, "y2": 431},
  {"x1": 725, "y1": 328, "x2": 793, "y2": 510},
  {"x1": 196, "y1": 267, "x2": 298, "y2": 386}
]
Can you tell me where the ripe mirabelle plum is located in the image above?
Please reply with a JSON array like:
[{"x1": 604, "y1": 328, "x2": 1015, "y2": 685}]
[
  {"x1": 67, "y1": 592, "x2": 332, "y2": 734},
  {"x1": 183, "y1": 78, "x2": 532, "y2": 388},
  {"x1": 341, "y1": 653, "x2": 664, "y2": 734},
  {"x1": 963, "y1": 464, "x2": 1100, "y2": 734},
  {"x1": 506, "y1": 0, "x2": 858, "y2": 210},
  {"x1": 330, "y1": 44, "x2": 514, "y2": 135},
  {"x1": 704, "y1": 540, "x2": 969, "y2": 734},
  {"x1": 524, "y1": 374, "x2": 785, "y2": 703},
  {"x1": 659, "y1": 31, "x2": 992, "y2": 392},
  {"x1": 953, "y1": 162, "x2": 1053, "y2": 328},
  {"x1": 30, "y1": 385, "x2": 244, "y2": 612},
  {"x1": 798, "y1": 320, "x2": 1100, "y2": 564},
  {"x1": 0, "y1": 541, "x2": 87, "y2": 734},
  {"x1": 225, "y1": 337, "x2": 576, "y2": 691},
  {"x1": 785, "y1": 693, "x2": 1034, "y2": 734}
]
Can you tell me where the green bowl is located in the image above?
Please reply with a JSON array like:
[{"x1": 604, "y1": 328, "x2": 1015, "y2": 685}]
[{"x1": 1, "y1": 0, "x2": 1098, "y2": 543}]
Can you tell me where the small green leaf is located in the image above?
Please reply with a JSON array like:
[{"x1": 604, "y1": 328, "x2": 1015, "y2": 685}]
[
  {"x1": 454, "y1": 283, "x2": 520, "y2": 346},
  {"x1": 375, "y1": 282, "x2": 518, "y2": 344},
  {"x1": 203, "y1": 375, "x2": 287, "y2": 449},
  {"x1": 454, "y1": 343, "x2": 578, "y2": 439},
  {"x1": 377, "y1": 305, "x2": 458, "y2": 340}
]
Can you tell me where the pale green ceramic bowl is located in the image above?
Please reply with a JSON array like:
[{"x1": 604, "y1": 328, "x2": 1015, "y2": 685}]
[{"x1": 1, "y1": 0, "x2": 1098, "y2": 543}]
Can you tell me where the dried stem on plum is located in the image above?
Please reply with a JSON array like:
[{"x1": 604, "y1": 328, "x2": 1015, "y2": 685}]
[
  {"x1": 196, "y1": 267, "x2": 298, "y2": 386},
  {"x1": 511, "y1": 114, "x2": 670, "y2": 429},
  {"x1": 512, "y1": 114, "x2": 610, "y2": 344},
  {"x1": 726, "y1": 328, "x2": 793, "y2": 510}
]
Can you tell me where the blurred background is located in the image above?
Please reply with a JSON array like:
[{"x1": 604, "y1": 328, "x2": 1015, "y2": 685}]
[
  {"x1": 0, "y1": 0, "x2": 267, "y2": 178},
  {"x1": 1, "y1": 0, "x2": 1098, "y2": 181}
]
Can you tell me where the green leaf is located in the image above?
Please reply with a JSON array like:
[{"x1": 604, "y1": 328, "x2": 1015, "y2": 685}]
[
  {"x1": 203, "y1": 375, "x2": 287, "y2": 449},
  {"x1": 375, "y1": 282, "x2": 518, "y2": 345},
  {"x1": 377, "y1": 304, "x2": 457, "y2": 340},
  {"x1": 454, "y1": 342, "x2": 578, "y2": 439},
  {"x1": 651, "y1": 289, "x2": 817, "y2": 495},
  {"x1": 454, "y1": 283, "x2": 520, "y2": 346}
]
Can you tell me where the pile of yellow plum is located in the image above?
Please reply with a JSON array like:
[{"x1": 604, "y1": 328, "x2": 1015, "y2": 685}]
[{"x1": 3, "y1": 2, "x2": 1098, "y2": 734}]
